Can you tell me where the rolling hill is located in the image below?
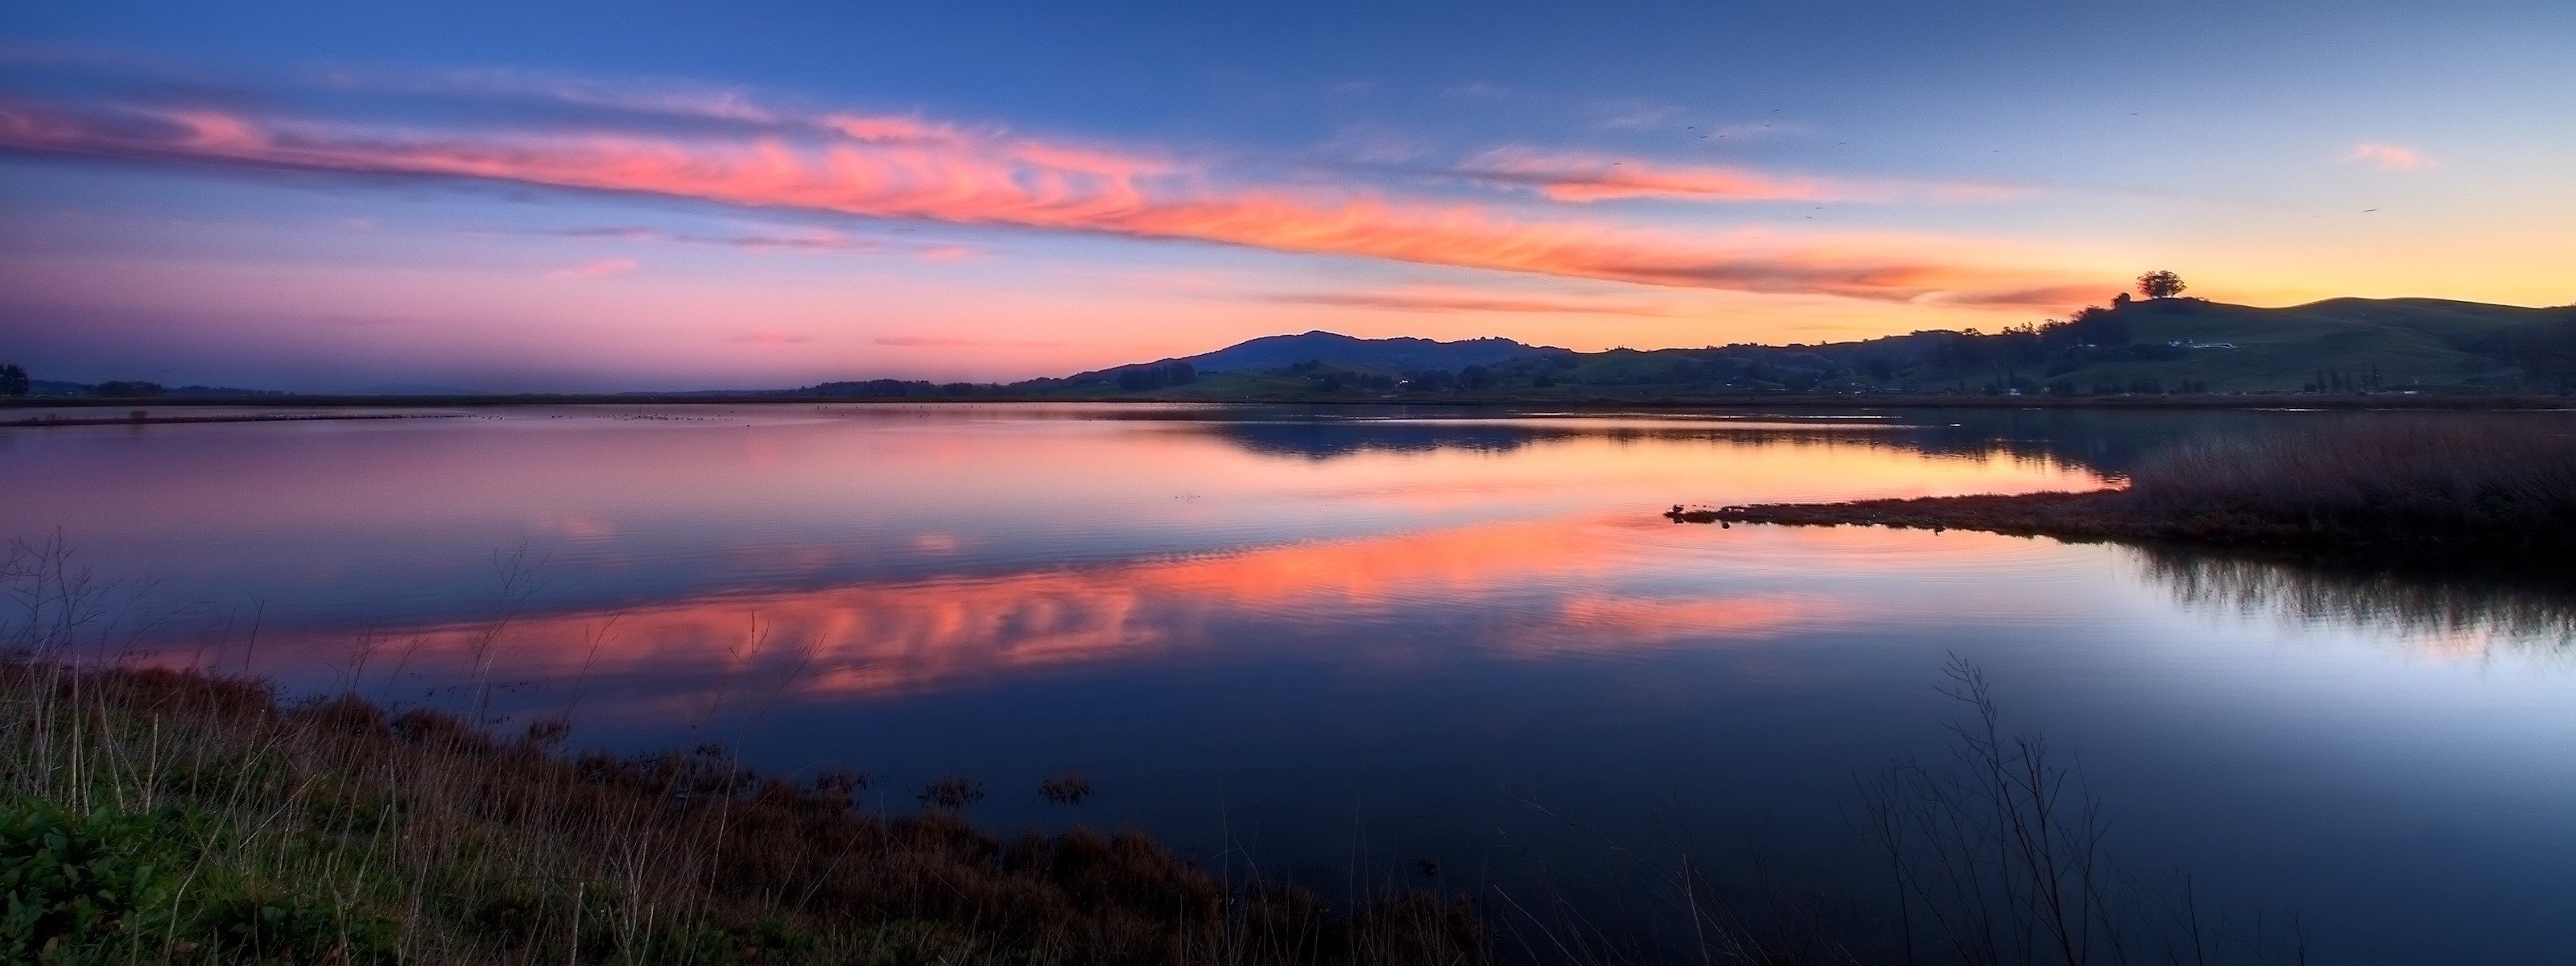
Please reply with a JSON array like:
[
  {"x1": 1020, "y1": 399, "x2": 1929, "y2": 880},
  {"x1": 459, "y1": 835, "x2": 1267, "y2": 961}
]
[
  {"x1": 1028, "y1": 295, "x2": 2576, "y2": 398},
  {"x1": 1063, "y1": 331, "x2": 1571, "y2": 384}
]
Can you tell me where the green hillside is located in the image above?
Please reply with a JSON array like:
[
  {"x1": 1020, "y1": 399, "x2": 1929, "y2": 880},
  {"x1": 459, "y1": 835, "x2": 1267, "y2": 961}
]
[
  {"x1": 2029, "y1": 297, "x2": 2575, "y2": 393},
  {"x1": 797, "y1": 295, "x2": 2576, "y2": 401}
]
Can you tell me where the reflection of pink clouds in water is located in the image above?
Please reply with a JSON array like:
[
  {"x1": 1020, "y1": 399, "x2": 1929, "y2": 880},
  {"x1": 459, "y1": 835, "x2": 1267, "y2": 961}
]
[
  {"x1": 196, "y1": 516, "x2": 1905, "y2": 719},
  {"x1": 1525, "y1": 595, "x2": 1823, "y2": 654}
]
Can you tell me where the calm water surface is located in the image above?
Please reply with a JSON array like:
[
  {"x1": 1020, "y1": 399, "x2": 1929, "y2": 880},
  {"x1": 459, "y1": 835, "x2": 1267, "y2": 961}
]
[{"x1": 8, "y1": 403, "x2": 2574, "y2": 963}]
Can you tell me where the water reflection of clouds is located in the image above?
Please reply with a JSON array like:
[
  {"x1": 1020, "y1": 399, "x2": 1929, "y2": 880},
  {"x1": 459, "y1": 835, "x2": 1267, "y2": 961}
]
[
  {"x1": 1180, "y1": 417, "x2": 2098, "y2": 470},
  {"x1": 184, "y1": 517, "x2": 1872, "y2": 720}
]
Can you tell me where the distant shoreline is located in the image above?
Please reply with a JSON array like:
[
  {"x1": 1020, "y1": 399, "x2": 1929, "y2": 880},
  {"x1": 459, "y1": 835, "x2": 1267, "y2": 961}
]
[
  {"x1": 8, "y1": 392, "x2": 2572, "y2": 413},
  {"x1": 2, "y1": 411, "x2": 463, "y2": 427}
]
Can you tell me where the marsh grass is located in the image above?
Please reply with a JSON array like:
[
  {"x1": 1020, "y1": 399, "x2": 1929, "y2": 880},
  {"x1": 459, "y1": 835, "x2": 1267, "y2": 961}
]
[
  {"x1": 1860, "y1": 658, "x2": 2309, "y2": 966},
  {"x1": 0, "y1": 538, "x2": 1488, "y2": 966},
  {"x1": 2124, "y1": 419, "x2": 2576, "y2": 551},
  {"x1": 1686, "y1": 419, "x2": 2576, "y2": 555}
]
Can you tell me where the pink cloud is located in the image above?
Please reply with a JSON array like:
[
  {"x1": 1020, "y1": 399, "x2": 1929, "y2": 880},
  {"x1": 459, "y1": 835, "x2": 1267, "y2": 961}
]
[
  {"x1": 0, "y1": 95, "x2": 2091, "y2": 307},
  {"x1": 1257, "y1": 287, "x2": 1674, "y2": 316},
  {"x1": 547, "y1": 257, "x2": 636, "y2": 279},
  {"x1": 1459, "y1": 147, "x2": 2031, "y2": 204},
  {"x1": 727, "y1": 328, "x2": 810, "y2": 345},
  {"x1": 1918, "y1": 284, "x2": 2121, "y2": 310},
  {"x1": 2342, "y1": 142, "x2": 2438, "y2": 172},
  {"x1": 873, "y1": 335, "x2": 1071, "y2": 348}
]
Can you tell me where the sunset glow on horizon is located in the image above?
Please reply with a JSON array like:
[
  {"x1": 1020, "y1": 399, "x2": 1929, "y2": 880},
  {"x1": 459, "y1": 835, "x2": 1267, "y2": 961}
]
[{"x1": 3, "y1": 2, "x2": 2570, "y2": 390}]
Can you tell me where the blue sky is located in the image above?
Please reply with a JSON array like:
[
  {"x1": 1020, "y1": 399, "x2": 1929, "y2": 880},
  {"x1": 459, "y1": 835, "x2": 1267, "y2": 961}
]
[{"x1": 2, "y1": 1, "x2": 2570, "y2": 390}]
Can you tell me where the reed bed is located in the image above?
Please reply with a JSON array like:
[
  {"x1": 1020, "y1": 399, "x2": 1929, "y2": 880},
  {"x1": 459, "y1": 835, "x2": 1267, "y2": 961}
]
[
  {"x1": 0, "y1": 538, "x2": 1487, "y2": 966},
  {"x1": 2124, "y1": 419, "x2": 2576, "y2": 551},
  {"x1": 0, "y1": 655, "x2": 1491, "y2": 965},
  {"x1": 1683, "y1": 419, "x2": 2576, "y2": 554}
]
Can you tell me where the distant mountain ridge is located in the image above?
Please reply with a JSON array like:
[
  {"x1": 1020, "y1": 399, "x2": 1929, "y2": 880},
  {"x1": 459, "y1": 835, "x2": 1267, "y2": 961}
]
[
  {"x1": 1068, "y1": 330, "x2": 1571, "y2": 382},
  {"x1": 1037, "y1": 295, "x2": 2576, "y2": 397}
]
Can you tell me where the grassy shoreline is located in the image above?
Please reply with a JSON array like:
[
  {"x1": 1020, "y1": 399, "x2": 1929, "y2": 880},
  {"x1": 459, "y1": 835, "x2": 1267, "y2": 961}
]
[
  {"x1": 2, "y1": 658, "x2": 1485, "y2": 965},
  {"x1": 8, "y1": 392, "x2": 2573, "y2": 413},
  {"x1": 1670, "y1": 422, "x2": 2576, "y2": 555}
]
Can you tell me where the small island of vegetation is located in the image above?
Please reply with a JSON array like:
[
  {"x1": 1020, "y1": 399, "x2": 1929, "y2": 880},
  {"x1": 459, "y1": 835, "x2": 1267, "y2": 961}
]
[{"x1": 1669, "y1": 422, "x2": 2576, "y2": 555}]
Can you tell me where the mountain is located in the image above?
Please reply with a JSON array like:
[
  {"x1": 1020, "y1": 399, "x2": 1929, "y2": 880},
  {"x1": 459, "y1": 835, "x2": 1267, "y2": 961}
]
[
  {"x1": 1031, "y1": 296, "x2": 2575, "y2": 398},
  {"x1": 1181, "y1": 331, "x2": 1570, "y2": 374},
  {"x1": 342, "y1": 382, "x2": 486, "y2": 396},
  {"x1": 21, "y1": 379, "x2": 285, "y2": 398},
  {"x1": 1067, "y1": 331, "x2": 1569, "y2": 383}
]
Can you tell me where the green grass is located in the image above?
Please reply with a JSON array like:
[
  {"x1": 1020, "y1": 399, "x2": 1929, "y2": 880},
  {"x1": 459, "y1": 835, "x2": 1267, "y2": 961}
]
[
  {"x1": 0, "y1": 659, "x2": 1489, "y2": 966},
  {"x1": 2034, "y1": 297, "x2": 2552, "y2": 392}
]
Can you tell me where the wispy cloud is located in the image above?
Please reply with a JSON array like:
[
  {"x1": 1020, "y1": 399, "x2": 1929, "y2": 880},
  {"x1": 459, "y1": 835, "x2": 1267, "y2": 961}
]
[
  {"x1": 1920, "y1": 284, "x2": 2120, "y2": 309},
  {"x1": 1587, "y1": 98, "x2": 1689, "y2": 130},
  {"x1": 1706, "y1": 121, "x2": 1812, "y2": 142},
  {"x1": 1257, "y1": 288, "x2": 1674, "y2": 316},
  {"x1": 2342, "y1": 142, "x2": 2438, "y2": 172},
  {"x1": 549, "y1": 225, "x2": 879, "y2": 251},
  {"x1": 0, "y1": 72, "x2": 2091, "y2": 308},
  {"x1": 727, "y1": 328, "x2": 811, "y2": 345},
  {"x1": 547, "y1": 257, "x2": 635, "y2": 279},
  {"x1": 541, "y1": 225, "x2": 980, "y2": 260},
  {"x1": 1311, "y1": 123, "x2": 1439, "y2": 165},
  {"x1": 873, "y1": 335, "x2": 1070, "y2": 348},
  {"x1": 341, "y1": 65, "x2": 782, "y2": 126},
  {"x1": 1455, "y1": 147, "x2": 2030, "y2": 204}
]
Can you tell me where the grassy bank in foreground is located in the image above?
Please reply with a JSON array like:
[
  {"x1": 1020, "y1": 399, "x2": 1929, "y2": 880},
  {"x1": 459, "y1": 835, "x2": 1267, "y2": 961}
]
[
  {"x1": 1671, "y1": 422, "x2": 2576, "y2": 554},
  {"x1": 0, "y1": 659, "x2": 1484, "y2": 966}
]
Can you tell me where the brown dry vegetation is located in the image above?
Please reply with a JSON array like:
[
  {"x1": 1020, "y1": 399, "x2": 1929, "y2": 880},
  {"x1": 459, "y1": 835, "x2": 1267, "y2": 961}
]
[
  {"x1": 0, "y1": 656, "x2": 1487, "y2": 965},
  {"x1": 1674, "y1": 420, "x2": 2576, "y2": 554}
]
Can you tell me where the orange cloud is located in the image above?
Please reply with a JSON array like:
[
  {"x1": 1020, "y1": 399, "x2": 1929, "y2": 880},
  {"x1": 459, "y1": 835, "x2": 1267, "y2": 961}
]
[
  {"x1": 0, "y1": 97, "x2": 2094, "y2": 307},
  {"x1": 183, "y1": 516, "x2": 1846, "y2": 705},
  {"x1": 1459, "y1": 147, "x2": 2032, "y2": 204},
  {"x1": 1257, "y1": 287, "x2": 1675, "y2": 316},
  {"x1": 2342, "y1": 142, "x2": 2438, "y2": 172}
]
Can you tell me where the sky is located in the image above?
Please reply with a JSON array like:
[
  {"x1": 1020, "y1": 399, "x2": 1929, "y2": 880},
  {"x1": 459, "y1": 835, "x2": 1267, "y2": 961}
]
[{"x1": 2, "y1": 1, "x2": 2570, "y2": 391}]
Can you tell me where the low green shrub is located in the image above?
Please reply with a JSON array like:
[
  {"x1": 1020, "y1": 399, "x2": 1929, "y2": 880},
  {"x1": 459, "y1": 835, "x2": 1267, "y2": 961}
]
[{"x1": 0, "y1": 794, "x2": 396, "y2": 964}]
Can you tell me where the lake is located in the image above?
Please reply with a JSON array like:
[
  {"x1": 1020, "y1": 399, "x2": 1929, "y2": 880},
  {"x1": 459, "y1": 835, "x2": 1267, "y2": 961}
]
[{"x1": 6, "y1": 403, "x2": 2574, "y2": 963}]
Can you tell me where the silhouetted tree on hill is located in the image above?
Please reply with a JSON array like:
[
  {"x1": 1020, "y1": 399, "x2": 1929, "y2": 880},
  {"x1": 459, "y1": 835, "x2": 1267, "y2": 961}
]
[
  {"x1": 2136, "y1": 270, "x2": 2187, "y2": 299},
  {"x1": 0, "y1": 364, "x2": 27, "y2": 397}
]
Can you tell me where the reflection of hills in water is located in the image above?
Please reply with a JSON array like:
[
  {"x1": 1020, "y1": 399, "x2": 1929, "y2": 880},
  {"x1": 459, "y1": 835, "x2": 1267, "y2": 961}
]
[
  {"x1": 1201, "y1": 419, "x2": 1566, "y2": 459},
  {"x1": 2136, "y1": 547, "x2": 2576, "y2": 651},
  {"x1": 1180, "y1": 409, "x2": 2190, "y2": 473},
  {"x1": 1180, "y1": 407, "x2": 2576, "y2": 482}
]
